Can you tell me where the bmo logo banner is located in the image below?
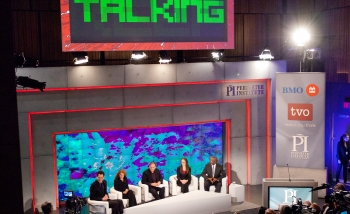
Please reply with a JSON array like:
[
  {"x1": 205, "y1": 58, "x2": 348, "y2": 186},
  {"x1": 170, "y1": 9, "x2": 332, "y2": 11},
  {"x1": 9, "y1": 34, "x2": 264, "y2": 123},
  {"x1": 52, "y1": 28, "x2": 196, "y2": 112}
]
[
  {"x1": 288, "y1": 103, "x2": 313, "y2": 121},
  {"x1": 282, "y1": 84, "x2": 319, "y2": 97}
]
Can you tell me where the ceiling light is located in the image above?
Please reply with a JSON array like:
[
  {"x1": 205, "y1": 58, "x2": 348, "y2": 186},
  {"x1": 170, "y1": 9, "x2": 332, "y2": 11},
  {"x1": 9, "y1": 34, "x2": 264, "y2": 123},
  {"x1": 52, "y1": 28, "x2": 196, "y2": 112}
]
[
  {"x1": 159, "y1": 51, "x2": 171, "y2": 64},
  {"x1": 211, "y1": 51, "x2": 223, "y2": 61},
  {"x1": 259, "y1": 48, "x2": 274, "y2": 60},
  {"x1": 131, "y1": 51, "x2": 147, "y2": 60},
  {"x1": 72, "y1": 52, "x2": 88, "y2": 64}
]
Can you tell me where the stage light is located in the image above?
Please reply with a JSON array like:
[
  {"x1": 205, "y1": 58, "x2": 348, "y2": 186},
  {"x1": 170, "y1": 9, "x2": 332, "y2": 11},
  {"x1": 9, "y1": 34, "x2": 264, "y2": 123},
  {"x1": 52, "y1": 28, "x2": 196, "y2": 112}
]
[
  {"x1": 305, "y1": 48, "x2": 321, "y2": 60},
  {"x1": 293, "y1": 29, "x2": 310, "y2": 46},
  {"x1": 211, "y1": 51, "x2": 223, "y2": 61},
  {"x1": 72, "y1": 52, "x2": 88, "y2": 64},
  {"x1": 259, "y1": 48, "x2": 274, "y2": 60},
  {"x1": 131, "y1": 51, "x2": 147, "y2": 60},
  {"x1": 159, "y1": 51, "x2": 171, "y2": 64},
  {"x1": 16, "y1": 76, "x2": 46, "y2": 92}
]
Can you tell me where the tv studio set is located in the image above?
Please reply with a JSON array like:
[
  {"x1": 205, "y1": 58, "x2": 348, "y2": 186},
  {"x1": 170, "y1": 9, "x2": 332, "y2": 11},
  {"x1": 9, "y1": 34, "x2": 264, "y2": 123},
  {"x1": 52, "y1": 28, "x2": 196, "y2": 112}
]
[{"x1": 2, "y1": 1, "x2": 350, "y2": 214}]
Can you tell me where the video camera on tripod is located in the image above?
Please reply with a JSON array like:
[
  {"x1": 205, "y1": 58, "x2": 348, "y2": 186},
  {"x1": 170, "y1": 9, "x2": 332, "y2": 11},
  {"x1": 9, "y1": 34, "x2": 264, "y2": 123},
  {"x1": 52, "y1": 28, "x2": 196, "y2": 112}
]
[{"x1": 63, "y1": 190, "x2": 87, "y2": 214}]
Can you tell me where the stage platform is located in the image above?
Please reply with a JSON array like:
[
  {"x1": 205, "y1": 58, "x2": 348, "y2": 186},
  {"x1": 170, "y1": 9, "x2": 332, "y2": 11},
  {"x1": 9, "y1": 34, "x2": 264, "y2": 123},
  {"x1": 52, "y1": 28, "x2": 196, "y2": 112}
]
[{"x1": 124, "y1": 191, "x2": 231, "y2": 214}]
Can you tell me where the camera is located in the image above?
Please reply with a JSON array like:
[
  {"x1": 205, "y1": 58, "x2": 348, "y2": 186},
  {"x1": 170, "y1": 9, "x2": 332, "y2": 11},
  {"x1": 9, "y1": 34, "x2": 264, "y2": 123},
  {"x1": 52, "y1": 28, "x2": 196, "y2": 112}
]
[{"x1": 63, "y1": 190, "x2": 87, "y2": 214}]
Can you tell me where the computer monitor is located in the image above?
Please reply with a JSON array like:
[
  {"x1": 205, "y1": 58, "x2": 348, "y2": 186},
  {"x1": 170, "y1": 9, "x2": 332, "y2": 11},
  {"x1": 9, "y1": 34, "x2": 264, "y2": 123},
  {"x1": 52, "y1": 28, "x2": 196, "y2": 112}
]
[{"x1": 268, "y1": 186, "x2": 313, "y2": 210}]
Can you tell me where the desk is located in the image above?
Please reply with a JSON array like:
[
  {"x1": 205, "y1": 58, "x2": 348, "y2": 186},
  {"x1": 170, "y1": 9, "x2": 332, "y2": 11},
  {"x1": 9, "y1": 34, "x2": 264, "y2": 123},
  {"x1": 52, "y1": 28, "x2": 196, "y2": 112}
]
[{"x1": 229, "y1": 183, "x2": 245, "y2": 203}]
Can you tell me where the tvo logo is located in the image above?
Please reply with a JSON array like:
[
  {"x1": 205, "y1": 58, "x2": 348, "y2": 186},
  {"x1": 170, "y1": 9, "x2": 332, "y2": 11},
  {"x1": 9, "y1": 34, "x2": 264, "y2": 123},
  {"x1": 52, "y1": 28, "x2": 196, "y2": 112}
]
[
  {"x1": 288, "y1": 103, "x2": 313, "y2": 121},
  {"x1": 284, "y1": 189, "x2": 298, "y2": 203},
  {"x1": 282, "y1": 87, "x2": 303, "y2": 94}
]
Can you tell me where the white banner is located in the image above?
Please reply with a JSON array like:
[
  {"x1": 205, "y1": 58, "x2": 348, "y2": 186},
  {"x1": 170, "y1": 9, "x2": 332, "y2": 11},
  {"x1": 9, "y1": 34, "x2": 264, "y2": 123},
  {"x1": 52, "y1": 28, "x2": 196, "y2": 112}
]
[
  {"x1": 222, "y1": 82, "x2": 266, "y2": 100},
  {"x1": 276, "y1": 73, "x2": 325, "y2": 169}
]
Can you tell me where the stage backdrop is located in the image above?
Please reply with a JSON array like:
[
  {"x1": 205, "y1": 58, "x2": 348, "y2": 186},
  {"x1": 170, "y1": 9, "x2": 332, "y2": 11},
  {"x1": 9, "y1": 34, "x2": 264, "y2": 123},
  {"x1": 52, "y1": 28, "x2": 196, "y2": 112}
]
[{"x1": 276, "y1": 73, "x2": 325, "y2": 169}]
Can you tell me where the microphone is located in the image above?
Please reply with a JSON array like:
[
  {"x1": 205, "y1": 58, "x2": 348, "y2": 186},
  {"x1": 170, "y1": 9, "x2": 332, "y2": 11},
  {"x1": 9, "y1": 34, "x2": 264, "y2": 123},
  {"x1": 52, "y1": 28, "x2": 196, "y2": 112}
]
[{"x1": 287, "y1": 164, "x2": 291, "y2": 182}]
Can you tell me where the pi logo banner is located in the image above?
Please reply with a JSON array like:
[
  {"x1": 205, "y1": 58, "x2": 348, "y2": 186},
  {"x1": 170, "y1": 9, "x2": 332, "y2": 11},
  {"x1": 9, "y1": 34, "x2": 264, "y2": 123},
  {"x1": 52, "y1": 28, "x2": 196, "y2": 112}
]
[{"x1": 276, "y1": 73, "x2": 325, "y2": 168}]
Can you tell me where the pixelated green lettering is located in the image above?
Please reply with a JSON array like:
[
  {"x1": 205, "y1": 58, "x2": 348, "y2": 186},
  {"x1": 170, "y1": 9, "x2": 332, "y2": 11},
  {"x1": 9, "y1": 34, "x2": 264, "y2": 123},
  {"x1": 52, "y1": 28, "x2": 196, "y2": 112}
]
[
  {"x1": 150, "y1": 0, "x2": 174, "y2": 23},
  {"x1": 100, "y1": 0, "x2": 125, "y2": 22},
  {"x1": 126, "y1": 0, "x2": 150, "y2": 22},
  {"x1": 181, "y1": 0, "x2": 203, "y2": 23},
  {"x1": 203, "y1": 0, "x2": 224, "y2": 23},
  {"x1": 74, "y1": 0, "x2": 99, "y2": 22}
]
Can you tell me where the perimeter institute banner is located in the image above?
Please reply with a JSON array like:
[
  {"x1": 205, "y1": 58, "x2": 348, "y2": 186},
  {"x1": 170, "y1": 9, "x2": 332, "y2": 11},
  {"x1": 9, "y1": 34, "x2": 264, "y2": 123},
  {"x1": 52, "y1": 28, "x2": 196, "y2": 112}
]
[{"x1": 276, "y1": 73, "x2": 325, "y2": 169}]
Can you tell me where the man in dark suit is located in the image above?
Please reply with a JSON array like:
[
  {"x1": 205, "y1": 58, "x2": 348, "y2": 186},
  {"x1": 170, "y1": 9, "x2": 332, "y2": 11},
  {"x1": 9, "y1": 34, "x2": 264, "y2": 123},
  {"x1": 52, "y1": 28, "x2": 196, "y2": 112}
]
[
  {"x1": 90, "y1": 171, "x2": 124, "y2": 214},
  {"x1": 201, "y1": 156, "x2": 226, "y2": 192},
  {"x1": 142, "y1": 161, "x2": 165, "y2": 200}
]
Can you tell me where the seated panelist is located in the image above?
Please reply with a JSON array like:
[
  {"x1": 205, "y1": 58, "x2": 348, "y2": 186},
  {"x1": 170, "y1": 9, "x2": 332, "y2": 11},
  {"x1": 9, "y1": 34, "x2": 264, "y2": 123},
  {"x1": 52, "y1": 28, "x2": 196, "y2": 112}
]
[
  {"x1": 141, "y1": 161, "x2": 165, "y2": 200},
  {"x1": 201, "y1": 156, "x2": 226, "y2": 192},
  {"x1": 176, "y1": 157, "x2": 192, "y2": 193},
  {"x1": 114, "y1": 169, "x2": 137, "y2": 207},
  {"x1": 90, "y1": 170, "x2": 124, "y2": 214}
]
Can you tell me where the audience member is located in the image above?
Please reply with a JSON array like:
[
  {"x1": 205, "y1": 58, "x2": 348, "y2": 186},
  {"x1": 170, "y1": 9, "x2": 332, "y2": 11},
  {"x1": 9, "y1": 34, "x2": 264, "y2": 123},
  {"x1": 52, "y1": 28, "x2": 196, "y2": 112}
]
[
  {"x1": 201, "y1": 156, "x2": 226, "y2": 192},
  {"x1": 303, "y1": 200, "x2": 312, "y2": 207},
  {"x1": 41, "y1": 201, "x2": 52, "y2": 214},
  {"x1": 141, "y1": 161, "x2": 165, "y2": 200},
  {"x1": 279, "y1": 205, "x2": 292, "y2": 214},
  {"x1": 176, "y1": 157, "x2": 192, "y2": 193},
  {"x1": 114, "y1": 169, "x2": 137, "y2": 207},
  {"x1": 310, "y1": 203, "x2": 321, "y2": 214},
  {"x1": 265, "y1": 208, "x2": 276, "y2": 214},
  {"x1": 258, "y1": 206, "x2": 267, "y2": 214},
  {"x1": 90, "y1": 171, "x2": 124, "y2": 214}
]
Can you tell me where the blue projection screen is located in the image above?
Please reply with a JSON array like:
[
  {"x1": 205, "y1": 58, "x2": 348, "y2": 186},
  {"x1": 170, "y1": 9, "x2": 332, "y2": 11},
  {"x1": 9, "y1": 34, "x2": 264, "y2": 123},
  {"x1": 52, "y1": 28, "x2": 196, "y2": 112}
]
[{"x1": 55, "y1": 122, "x2": 224, "y2": 200}]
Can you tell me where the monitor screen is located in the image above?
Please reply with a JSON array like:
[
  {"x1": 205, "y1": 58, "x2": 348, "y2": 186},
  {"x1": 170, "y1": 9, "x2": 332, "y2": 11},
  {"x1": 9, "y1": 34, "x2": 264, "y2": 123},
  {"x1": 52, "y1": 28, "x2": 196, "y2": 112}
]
[
  {"x1": 268, "y1": 186, "x2": 313, "y2": 210},
  {"x1": 55, "y1": 121, "x2": 224, "y2": 200},
  {"x1": 60, "y1": 0, "x2": 234, "y2": 51}
]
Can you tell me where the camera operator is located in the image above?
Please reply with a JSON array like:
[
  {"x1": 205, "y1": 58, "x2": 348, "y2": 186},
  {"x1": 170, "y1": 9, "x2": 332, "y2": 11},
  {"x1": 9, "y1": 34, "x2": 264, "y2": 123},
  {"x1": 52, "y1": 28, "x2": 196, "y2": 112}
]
[
  {"x1": 322, "y1": 183, "x2": 349, "y2": 214},
  {"x1": 41, "y1": 201, "x2": 53, "y2": 214}
]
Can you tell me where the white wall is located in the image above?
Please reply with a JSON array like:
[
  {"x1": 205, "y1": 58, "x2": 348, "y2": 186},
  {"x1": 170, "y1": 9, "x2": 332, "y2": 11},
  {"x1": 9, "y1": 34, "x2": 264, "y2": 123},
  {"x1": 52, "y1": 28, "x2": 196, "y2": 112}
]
[{"x1": 16, "y1": 61, "x2": 286, "y2": 211}]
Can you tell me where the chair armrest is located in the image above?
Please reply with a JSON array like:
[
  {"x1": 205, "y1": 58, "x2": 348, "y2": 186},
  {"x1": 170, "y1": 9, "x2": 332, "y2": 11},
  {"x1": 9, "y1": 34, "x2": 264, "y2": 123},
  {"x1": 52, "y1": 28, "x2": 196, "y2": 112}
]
[
  {"x1": 129, "y1": 185, "x2": 142, "y2": 204},
  {"x1": 87, "y1": 198, "x2": 109, "y2": 208},
  {"x1": 191, "y1": 175, "x2": 199, "y2": 191},
  {"x1": 169, "y1": 175, "x2": 177, "y2": 195},
  {"x1": 109, "y1": 193, "x2": 118, "y2": 200},
  {"x1": 163, "y1": 180, "x2": 169, "y2": 197},
  {"x1": 110, "y1": 187, "x2": 123, "y2": 199},
  {"x1": 199, "y1": 176, "x2": 205, "y2": 191}
]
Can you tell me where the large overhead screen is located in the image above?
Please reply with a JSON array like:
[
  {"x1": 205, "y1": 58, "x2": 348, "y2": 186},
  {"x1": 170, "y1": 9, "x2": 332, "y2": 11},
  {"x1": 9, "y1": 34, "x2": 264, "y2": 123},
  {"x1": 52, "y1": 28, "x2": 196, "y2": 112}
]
[{"x1": 60, "y1": 0, "x2": 234, "y2": 51}]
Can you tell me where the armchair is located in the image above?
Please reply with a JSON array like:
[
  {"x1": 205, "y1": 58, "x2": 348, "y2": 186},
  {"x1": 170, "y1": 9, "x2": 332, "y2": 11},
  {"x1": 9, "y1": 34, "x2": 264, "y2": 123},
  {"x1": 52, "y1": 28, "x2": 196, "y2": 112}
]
[
  {"x1": 138, "y1": 180, "x2": 169, "y2": 202},
  {"x1": 87, "y1": 193, "x2": 118, "y2": 214},
  {"x1": 110, "y1": 184, "x2": 142, "y2": 207},
  {"x1": 199, "y1": 176, "x2": 227, "y2": 194},
  {"x1": 169, "y1": 175, "x2": 198, "y2": 195}
]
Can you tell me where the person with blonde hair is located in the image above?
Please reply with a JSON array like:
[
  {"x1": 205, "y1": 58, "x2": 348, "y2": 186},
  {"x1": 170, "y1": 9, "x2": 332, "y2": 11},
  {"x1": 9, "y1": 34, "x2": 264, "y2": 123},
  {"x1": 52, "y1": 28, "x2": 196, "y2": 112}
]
[{"x1": 114, "y1": 169, "x2": 137, "y2": 207}]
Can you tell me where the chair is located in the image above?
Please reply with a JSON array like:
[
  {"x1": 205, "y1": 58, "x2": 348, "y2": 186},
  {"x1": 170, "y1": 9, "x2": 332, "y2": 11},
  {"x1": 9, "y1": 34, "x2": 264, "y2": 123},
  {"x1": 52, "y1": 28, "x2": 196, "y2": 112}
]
[
  {"x1": 138, "y1": 180, "x2": 169, "y2": 202},
  {"x1": 169, "y1": 175, "x2": 198, "y2": 195},
  {"x1": 110, "y1": 184, "x2": 142, "y2": 207},
  {"x1": 199, "y1": 176, "x2": 227, "y2": 194},
  {"x1": 87, "y1": 193, "x2": 118, "y2": 214}
]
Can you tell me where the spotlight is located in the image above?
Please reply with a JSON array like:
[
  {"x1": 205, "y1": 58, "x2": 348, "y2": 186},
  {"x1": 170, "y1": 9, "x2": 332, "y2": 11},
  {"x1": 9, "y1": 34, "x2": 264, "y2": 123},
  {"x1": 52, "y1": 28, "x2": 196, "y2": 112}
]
[
  {"x1": 72, "y1": 52, "x2": 88, "y2": 64},
  {"x1": 131, "y1": 51, "x2": 147, "y2": 60},
  {"x1": 305, "y1": 48, "x2": 321, "y2": 60},
  {"x1": 293, "y1": 29, "x2": 310, "y2": 46},
  {"x1": 16, "y1": 76, "x2": 46, "y2": 92},
  {"x1": 211, "y1": 51, "x2": 223, "y2": 61},
  {"x1": 259, "y1": 48, "x2": 274, "y2": 60},
  {"x1": 159, "y1": 51, "x2": 171, "y2": 64}
]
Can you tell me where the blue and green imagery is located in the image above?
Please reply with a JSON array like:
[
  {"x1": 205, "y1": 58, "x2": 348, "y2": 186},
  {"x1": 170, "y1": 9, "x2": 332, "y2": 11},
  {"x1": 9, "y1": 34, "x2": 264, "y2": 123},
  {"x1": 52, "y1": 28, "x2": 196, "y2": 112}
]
[{"x1": 56, "y1": 122, "x2": 224, "y2": 200}]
